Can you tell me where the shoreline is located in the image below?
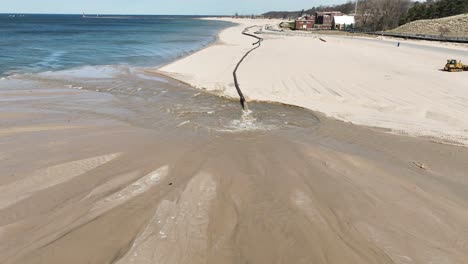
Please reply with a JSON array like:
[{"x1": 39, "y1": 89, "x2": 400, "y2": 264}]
[
  {"x1": 3, "y1": 16, "x2": 468, "y2": 264},
  {"x1": 158, "y1": 17, "x2": 468, "y2": 146},
  {"x1": 2, "y1": 77, "x2": 468, "y2": 263},
  {"x1": 0, "y1": 17, "x2": 232, "y2": 79},
  {"x1": 156, "y1": 19, "x2": 238, "y2": 70}
]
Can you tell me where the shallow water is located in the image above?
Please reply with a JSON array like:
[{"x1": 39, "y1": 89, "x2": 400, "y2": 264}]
[{"x1": 1, "y1": 65, "x2": 321, "y2": 134}]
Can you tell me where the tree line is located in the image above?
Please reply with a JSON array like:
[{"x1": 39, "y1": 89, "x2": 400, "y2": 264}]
[
  {"x1": 263, "y1": 0, "x2": 468, "y2": 31},
  {"x1": 262, "y1": 2, "x2": 356, "y2": 20},
  {"x1": 400, "y1": 0, "x2": 468, "y2": 25},
  {"x1": 356, "y1": 0, "x2": 412, "y2": 31}
]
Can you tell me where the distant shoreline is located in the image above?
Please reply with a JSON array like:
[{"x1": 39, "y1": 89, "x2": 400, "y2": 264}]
[{"x1": 0, "y1": 13, "x2": 231, "y2": 17}]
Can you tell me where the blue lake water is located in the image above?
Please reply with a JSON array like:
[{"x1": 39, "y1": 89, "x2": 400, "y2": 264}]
[{"x1": 0, "y1": 14, "x2": 232, "y2": 76}]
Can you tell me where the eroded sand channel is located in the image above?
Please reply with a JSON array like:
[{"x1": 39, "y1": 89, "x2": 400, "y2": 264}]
[{"x1": 1, "y1": 67, "x2": 467, "y2": 264}]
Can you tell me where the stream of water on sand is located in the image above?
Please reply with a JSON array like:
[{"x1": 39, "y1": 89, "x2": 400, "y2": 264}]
[
  {"x1": 2, "y1": 63, "x2": 468, "y2": 264},
  {"x1": 2, "y1": 15, "x2": 468, "y2": 264},
  {"x1": 2, "y1": 65, "x2": 321, "y2": 134}
]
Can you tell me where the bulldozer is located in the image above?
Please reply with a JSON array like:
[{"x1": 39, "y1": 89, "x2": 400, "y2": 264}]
[{"x1": 443, "y1": 59, "x2": 468, "y2": 72}]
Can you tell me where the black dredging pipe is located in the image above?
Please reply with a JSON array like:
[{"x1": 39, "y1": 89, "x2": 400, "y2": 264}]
[{"x1": 233, "y1": 26, "x2": 263, "y2": 110}]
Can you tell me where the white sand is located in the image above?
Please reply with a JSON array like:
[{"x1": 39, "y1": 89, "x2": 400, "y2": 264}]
[{"x1": 159, "y1": 18, "x2": 468, "y2": 145}]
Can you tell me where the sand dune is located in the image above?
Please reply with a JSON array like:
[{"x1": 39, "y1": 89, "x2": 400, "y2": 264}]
[{"x1": 390, "y1": 14, "x2": 468, "y2": 37}]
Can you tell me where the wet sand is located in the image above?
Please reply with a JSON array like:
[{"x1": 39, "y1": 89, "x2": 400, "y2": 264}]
[{"x1": 1, "y1": 69, "x2": 468, "y2": 264}]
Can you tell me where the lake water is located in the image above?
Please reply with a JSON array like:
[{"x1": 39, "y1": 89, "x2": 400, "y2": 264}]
[{"x1": 0, "y1": 14, "x2": 231, "y2": 76}]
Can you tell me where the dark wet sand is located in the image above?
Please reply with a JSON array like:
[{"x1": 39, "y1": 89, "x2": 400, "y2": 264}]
[{"x1": 1, "y1": 70, "x2": 468, "y2": 264}]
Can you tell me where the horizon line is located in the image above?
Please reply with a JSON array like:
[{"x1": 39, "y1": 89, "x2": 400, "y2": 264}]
[{"x1": 0, "y1": 12, "x2": 236, "y2": 16}]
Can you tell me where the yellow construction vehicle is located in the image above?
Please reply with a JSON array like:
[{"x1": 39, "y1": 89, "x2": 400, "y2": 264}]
[{"x1": 444, "y1": 59, "x2": 468, "y2": 72}]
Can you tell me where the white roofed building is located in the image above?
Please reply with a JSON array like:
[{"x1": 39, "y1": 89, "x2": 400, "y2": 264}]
[{"x1": 333, "y1": 15, "x2": 355, "y2": 30}]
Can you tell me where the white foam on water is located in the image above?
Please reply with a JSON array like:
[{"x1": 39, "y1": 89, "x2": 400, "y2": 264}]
[
  {"x1": 134, "y1": 71, "x2": 170, "y2": 83},
  {"x1": 218, "y1": 109, "x2": 277, "y2": 132},
  {"x1": 40, "y1": 65, "x2": 125, "y2": 79}
]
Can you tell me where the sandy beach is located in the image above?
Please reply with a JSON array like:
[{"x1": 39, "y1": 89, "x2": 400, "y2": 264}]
[
  {"x1": 1, "y1": 17, "x2": 468, "y2": 264},
  {"x1": 159, "y1": 18, "x2": 468, "y2": 145}
]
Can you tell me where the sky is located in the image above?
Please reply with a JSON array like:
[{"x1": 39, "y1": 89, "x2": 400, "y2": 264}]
[{"x1": 1, "y1": 0, "x2": 347, "y2": 15}]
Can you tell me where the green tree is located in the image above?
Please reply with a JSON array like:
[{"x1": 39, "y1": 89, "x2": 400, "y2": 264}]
[{"x1": 402, "y1": 0, "x2": 468, "y2": 24}]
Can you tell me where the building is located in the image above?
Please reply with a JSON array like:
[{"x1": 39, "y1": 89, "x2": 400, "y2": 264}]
[
  {"x1": 295, "y1": 12, "x2": 354, "y2": 31},
  {"x1": 295, "y1": 15, "x2": 315, "y2": 31},
  {"x1": 314, "y1": 11, "x2": 343, "y2": 30},
  {"x1": 333, "y1": 15, "x2": 355, "y2": 30}
]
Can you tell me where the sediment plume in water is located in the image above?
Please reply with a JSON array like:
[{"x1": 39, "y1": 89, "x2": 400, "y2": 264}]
[{"x1": 1, "y1": 67, "x2": 468, "y2": 264}]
